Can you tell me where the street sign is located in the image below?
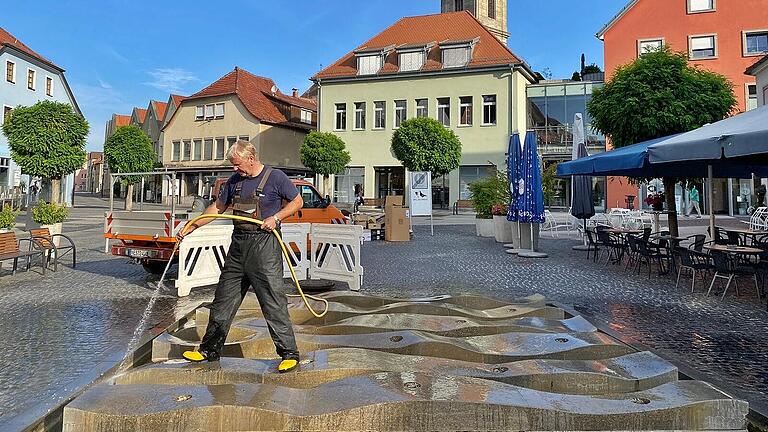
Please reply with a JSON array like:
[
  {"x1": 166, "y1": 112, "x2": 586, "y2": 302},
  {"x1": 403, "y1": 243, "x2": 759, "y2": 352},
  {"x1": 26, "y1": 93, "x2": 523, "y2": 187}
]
[{"x1": 409, "y1": 171, "x2": 432, "y2": 216}]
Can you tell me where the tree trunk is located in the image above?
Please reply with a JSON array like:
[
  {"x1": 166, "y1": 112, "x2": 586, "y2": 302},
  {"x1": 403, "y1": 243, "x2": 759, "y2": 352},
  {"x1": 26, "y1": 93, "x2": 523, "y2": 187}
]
[
  {"x1": 125, "y1": 184, "x2": 134, "y2": 211},
  {"x1": 663, "y1": 178, "x2": 679, "y2": 237},
  {"x1": 50, "y1": 178, "x2": 61, "y2": 205},
  {"x1": 323, "y1": 175, "x2": 330, "y2": 199}
]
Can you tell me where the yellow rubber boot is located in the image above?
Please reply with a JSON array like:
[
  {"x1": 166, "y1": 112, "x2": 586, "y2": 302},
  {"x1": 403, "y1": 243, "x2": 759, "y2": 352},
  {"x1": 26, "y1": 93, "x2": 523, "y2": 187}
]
[
  {"x1": 182, "y1": 350, "x2": 208, "y2": 362},
  {"x1": 278, "y1": 358, "x2": 299, "y2": 373}
]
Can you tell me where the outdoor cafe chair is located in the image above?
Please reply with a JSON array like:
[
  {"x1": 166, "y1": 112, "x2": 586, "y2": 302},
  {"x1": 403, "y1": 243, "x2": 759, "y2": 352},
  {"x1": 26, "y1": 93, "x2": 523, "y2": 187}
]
[
  {"x1": 707, "y1": 250, "x2": 761, "y2": 300},
  {"x1": 685, "y1": 234, "x2": 707, "y2": 252},
  {"x1": 675, "y1": 246, "x2": 714, "y2": 292},
  {"x1": 634, "y1": 239, "x2": 667, "y2": 278}
]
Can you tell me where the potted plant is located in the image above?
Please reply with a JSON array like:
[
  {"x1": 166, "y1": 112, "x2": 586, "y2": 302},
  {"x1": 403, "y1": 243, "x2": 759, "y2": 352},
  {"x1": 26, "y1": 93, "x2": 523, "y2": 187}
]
[
  {"x1": 0, "y1": 204, "x2": 19, "y2": 233},
  {"x1": 491, "y1": 203, "x2": 513, "y2": 243},
  {"x1": 644, "y1": 192, "x2": 665, "y2": 211},
  {"x1": 468, "y1": 178, "x2": 495, "y2": 237},
  {"x1": 31, "y1": 202, "x2": 69, "y2": 246}
]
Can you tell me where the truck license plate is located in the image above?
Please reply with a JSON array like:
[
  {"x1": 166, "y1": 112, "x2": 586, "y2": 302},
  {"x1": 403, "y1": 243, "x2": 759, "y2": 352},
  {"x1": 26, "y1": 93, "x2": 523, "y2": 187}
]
[{"x1": 127, "y1": 249, "x2": 150, "y2": 258}]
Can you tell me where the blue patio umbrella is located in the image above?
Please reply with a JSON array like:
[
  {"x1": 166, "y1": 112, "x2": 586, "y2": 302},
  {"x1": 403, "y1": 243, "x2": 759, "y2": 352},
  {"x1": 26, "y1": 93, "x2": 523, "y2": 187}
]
[
  {"x1": 519, "y1": 130, "x2": 545, "y2": 224},
  {"x1": 507, "y1": 133, "x2": 523, "y2": 222},
  {"x1": 518, "y1": 130, "x2": 547, "y2": 258}
]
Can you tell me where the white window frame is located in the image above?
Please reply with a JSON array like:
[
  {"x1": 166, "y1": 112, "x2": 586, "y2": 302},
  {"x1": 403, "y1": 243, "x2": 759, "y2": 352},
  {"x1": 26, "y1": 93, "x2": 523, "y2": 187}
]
[
  {"x1": 394, "y1": 100, "x2": 407, "y2": 128},
  {"x1": 195, "y1": 106, "x2": 204, "y2": 121},
  {"x1": 300, "y1": 109, "x2": 312, "y2": 124},
  {"x1": 442, "y1": 46, "x2": 471, "y2": 69},
  {"x1": 743, "y1": 29, "x2": 768, "y2": 57},
  {"x1": 437, "y1": 97, "x2": 450, "y2": 127},
  {"x1": 746, "y1": 83, "x2": 758, "y2": 111},
  {"x1": 5, "y1": 60, "x2": 16, "y2": 84},
  {"x1": 687, "y1": 0, "x2": 715, "y2": 13},
  {"x1": 193, "y1": 139, "x2": 203, "y2": 161},
  {"x1": 334, "y1": 103, "x2": 347, "y2": 131},
  {"x1": 214, "y1": 103, "x2": 225, "y2": 119},
  {"x1": 215, "y1": 137, "x2": 226, "y2": 160},
  {"x1": 203, "y1": 137, "x2": 214, "y2": 160},
  {"x1": 182, "y1": 139, "x2": 192, "y2": 161},
  {"x1": 374, "y1": 101, "x2": 386, "y2": 130},
  {"x1": 354, "y1": 102, "x2": 366, "y2": 130},
  {"x1": 357, "y1": 54, "x2": 382, "y2": 76},
  {"x1": 482, "y1": 95, "x2": 497, "y2": 126},
  {"x1": 637, "y1": 38, "x2": 665, "y2": 56},
  {"x1": 688, "y1": 34, "x2": 717, "y2": 60},
  {"x1": 26, "y1": 68, "x2": 36, "y2": 91},
  {"x1": 45, "y1": 76, "x2": 54, "y2": 97},
  {"x1": 459, "y1": 96, "x2": 473, "y2": 127},
  {"x1": 398, "y1": 50, "x2": 425, "y2": 73},
  {"x1": 226, "y1": 136, "x2": 238, "y2": 156},
  {"x1": 415, "y1": 98, "x2": 428, "y2": 118},
  {"x1": 171, "y1": 140, "x2": 181, "y2": 162},
  {"x1": 204, "y1": 104, "x2": 215, "y2": 120}
]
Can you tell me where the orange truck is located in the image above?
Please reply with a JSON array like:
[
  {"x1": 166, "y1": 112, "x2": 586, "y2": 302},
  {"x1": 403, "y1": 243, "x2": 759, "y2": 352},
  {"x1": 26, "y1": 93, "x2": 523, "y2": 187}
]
[{"x1": 105, "y1": 175, "x2": 346, "y2": 274}]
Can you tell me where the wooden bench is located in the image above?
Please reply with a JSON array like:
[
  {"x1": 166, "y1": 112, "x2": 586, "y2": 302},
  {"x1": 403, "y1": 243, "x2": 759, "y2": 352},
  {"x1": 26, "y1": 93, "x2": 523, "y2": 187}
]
[
  {"x1": 30, "y1": 228, "x2": 77, "y2": 271},
  {"x1": 0, "y1": 232, "x2": 46, "y2": 275},
  {"x1": 453, "y1": 199, "x2": 474, "y2": 215}
]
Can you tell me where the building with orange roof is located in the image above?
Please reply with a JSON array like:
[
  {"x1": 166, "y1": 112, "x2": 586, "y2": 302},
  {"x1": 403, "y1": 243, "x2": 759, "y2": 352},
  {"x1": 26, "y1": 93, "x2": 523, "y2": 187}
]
[
  {"x1": 161, "y1": 67, "x2": 316, "y2": 198},
  {"x1": 1, "y1": 26, "x2": 82, "y2": 203},
  {"x1": 312, "y1": 11, "x2": 534, "y2": 206}
]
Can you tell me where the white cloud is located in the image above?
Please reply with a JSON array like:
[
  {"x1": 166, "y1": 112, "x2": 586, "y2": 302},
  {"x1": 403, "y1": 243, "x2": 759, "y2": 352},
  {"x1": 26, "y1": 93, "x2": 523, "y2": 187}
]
[{"x1": 143, "y1": 68, "x2": 199, "y2": 93}]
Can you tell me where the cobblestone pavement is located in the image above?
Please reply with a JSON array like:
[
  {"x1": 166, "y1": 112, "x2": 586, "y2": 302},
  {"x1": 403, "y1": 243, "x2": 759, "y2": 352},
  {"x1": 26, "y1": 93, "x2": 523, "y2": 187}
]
[
  {"x1": 0, "y1": 196, "x2": 766, "y2": 428},
  {"x1": 362, "y1": 225, "x2": 768, "y2": 416}
]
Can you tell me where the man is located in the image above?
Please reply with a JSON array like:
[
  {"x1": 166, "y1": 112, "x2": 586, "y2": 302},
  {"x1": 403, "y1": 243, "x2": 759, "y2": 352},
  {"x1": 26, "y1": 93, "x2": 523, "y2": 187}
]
[
  {"x1": 179, "y1": 140, "x2": 303, "y2": 373},
  {"x1": 686, "y1": 184, "x2": 702, "y2": 218}
]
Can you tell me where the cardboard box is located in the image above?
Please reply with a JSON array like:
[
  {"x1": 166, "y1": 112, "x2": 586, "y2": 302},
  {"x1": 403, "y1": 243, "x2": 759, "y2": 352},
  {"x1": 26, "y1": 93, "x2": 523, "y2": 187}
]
[
  {"x1": 385, "y1": 195, "x2": 404, "y2": 208},
  {"x1": 385, "y1": 206, "x2": 411, "y2": 242}
]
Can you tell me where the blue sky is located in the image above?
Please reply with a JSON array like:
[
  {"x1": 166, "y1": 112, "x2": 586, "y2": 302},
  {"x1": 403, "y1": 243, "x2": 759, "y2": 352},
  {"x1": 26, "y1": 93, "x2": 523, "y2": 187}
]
[{"x1": 3, "y1": 0, "x2": 623, "y2": 151}]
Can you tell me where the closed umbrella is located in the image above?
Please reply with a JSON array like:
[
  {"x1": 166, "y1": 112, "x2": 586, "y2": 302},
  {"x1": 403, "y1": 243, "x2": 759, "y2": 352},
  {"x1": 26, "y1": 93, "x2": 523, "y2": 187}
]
[
  {"x1": 571, "y1": 141, "x2": 595, "y2": 251},
  {"x1": 519, "y1": 130, "x2": 547, "y2": 258},
  {"x1": 505, "y1": 133, "x2": 524, "y2": 253}
]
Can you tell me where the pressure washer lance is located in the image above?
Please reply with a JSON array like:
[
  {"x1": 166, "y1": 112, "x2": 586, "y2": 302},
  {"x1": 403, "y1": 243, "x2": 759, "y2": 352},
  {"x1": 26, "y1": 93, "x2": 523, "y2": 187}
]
[{"x1": 151, "y1": 214, "x2": 328, "y2": 372}]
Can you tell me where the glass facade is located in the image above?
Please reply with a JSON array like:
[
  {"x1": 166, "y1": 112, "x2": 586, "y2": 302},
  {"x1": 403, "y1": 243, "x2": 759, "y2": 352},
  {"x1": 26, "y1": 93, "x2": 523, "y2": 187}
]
[
  {"x1": 528, "y1": 81, "x2": 607, "y2": 211},
  {"x1": 334, "y1": 167, "x2": 365, "y2": 204},
  {"x1": 527, "y1": 81, "x2": 606, "y2": 155}
]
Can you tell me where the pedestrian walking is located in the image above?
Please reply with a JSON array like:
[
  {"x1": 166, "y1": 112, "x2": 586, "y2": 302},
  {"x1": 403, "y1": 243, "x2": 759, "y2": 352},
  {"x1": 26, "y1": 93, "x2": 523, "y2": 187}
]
[
  {"x1": 686, "y1": 183, "x2": 702, "y2": 218},
  {"x1": 178, "y1": 140, "x2": 304, "y2": 373}
]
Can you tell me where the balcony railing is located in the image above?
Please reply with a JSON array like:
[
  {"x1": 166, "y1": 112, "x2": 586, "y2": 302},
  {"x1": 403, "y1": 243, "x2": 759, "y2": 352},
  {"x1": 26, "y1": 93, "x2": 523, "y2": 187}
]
[{"x1": 531, "y1": 125, "x2": 606, "y2": 156}]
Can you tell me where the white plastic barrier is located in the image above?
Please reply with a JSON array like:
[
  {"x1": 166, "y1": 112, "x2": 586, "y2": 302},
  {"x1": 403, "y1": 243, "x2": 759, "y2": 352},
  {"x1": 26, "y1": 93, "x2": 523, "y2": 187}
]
[
  {"x1": 310, "y1": 224, "x2": 364, "y2": 291},
  {"x1": 280, "y1": 223, "x2": 311, "y2": 280},
  {"x1": 176, "y1": 222, "x2": 233, "y2": 297},
  {"x1": 749, "y1": 207, "x2": 768, "y2": 231},
  {"x1": 175, "y1": 222, "x2": 362, "y2": 296}
]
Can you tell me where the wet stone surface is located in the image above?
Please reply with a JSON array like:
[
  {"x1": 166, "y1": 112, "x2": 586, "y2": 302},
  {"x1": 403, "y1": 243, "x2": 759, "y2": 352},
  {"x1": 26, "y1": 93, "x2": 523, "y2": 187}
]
[
  {"x1": 0, "y1": 199, "x2": 766, "y2": 427},
  {"x1": 362, "y1": 225, "x2": 768, "y2": 416}
]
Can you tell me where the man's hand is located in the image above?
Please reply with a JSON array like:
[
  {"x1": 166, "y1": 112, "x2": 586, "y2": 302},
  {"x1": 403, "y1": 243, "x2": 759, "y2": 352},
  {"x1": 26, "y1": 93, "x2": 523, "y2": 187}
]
[
  {"x1": 261, "y1": 215, "x2": 279, "y2": 232},
  {"x1": 177, "y1": 222, "x2": 197, "y2": 241}
]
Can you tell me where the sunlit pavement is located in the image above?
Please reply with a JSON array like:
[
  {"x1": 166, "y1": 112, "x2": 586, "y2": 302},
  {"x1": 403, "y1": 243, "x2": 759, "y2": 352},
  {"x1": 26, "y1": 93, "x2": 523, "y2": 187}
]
[{"x1": 0, "y1": 194, "x2": 765, "y2": 428}]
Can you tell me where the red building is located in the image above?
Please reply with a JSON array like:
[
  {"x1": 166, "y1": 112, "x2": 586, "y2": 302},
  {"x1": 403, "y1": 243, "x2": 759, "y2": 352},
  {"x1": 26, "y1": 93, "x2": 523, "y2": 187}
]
[{"x1": 598, "y1": 0, "x2": 768, "y2": 212}]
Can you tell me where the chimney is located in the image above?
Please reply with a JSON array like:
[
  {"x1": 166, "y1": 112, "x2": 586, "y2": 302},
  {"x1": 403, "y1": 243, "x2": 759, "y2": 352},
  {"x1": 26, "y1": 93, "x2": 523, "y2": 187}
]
[{"x1": 292, "y1": 88, "x2": 299, "y2": 98}]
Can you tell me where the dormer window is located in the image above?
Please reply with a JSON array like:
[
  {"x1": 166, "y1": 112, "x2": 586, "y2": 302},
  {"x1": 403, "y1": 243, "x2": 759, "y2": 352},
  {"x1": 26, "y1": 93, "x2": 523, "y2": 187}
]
[
  {"x1": 355, "y1": 45, "x2": 394, "y2": 76},
  {"x1": 396, "y1": 43, "x2": 433, "y2": 73},
  {"x1": 441, "y1": 38, "x2": 478, "y2": 69},
  {"x1": 357, "y1": 55, "x2": 382, "y2": 75}
]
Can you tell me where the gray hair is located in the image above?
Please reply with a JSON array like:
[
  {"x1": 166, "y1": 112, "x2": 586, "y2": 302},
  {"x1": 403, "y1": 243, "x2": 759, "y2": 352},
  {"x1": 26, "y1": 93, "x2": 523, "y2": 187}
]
[{"x1": 226, "y1": 139, "x2": 258, "y2": 160}]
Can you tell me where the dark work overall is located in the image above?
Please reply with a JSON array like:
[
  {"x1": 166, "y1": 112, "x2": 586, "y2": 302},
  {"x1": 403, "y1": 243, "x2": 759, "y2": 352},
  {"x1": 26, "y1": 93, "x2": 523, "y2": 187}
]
[{"x1": 199, "y1": 167, "x2": 299, "y2": 360}]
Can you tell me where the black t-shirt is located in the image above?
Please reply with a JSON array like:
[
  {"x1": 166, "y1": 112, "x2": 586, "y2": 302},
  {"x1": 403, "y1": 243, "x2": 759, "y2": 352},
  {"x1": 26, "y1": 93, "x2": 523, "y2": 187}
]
[{"x1": 216, "y1": 167, "x2": 299, "y2": 219}]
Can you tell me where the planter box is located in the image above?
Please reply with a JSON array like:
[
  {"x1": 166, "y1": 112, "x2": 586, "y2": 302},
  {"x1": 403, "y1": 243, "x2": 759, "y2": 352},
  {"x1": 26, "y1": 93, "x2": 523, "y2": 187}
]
[
  {"x1": 493, "y1": 215, "x2": 514, "y2": 243},
  {"x1": 475, "y1": 218, "x2": 494, "y2": 237}
]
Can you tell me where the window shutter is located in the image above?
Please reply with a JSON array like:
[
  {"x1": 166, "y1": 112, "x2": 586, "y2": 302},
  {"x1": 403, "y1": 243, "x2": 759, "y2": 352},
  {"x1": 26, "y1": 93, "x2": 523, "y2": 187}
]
[{"x1": 691, "y1": 36, "x2": 714, "y2": 50}]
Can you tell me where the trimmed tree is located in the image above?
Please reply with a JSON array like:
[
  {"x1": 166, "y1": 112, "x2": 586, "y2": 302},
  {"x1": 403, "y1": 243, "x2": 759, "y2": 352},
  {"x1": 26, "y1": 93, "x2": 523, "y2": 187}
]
[
  {"x1": 391, "y1": 117, "x2": 462, "y2": 177},
  {"x1": 1, "y1": 100, "x2": 88, "y2": 204},
  {"x1": 587, "y1": 47, "x2": 736, "y2": 235},
  {"x1": 300, "y1": 131, "x2": 351, "y2": 197},
  {"x1": 104, "y1": 125, "x2": 156, "y2": 211}
]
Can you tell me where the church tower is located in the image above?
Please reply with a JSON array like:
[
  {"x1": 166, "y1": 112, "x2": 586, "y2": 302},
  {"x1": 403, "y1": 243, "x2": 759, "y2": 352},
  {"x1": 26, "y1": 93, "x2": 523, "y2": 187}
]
[{"x1": 441, "y1": 0, "x2": 509, "y2": 44}]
